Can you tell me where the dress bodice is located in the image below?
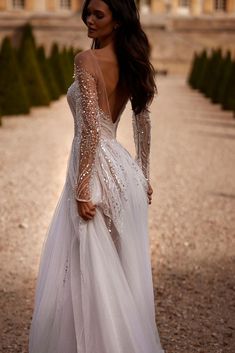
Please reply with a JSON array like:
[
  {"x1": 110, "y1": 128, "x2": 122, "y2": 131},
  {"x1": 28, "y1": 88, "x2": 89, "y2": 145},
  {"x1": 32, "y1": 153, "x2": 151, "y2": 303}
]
[
  {"x1": 67, "y1": 49, "x2": 151, "y2": 203},
  {"x1": 67, "y1": 81, "x2": 122, "y2": 141}
]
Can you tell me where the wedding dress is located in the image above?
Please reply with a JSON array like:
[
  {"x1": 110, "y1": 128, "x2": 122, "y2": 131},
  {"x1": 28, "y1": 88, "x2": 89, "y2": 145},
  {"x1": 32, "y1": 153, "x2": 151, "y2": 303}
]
[{"x1": 28, "y1": 49, "x2": 164, "y2": 353}]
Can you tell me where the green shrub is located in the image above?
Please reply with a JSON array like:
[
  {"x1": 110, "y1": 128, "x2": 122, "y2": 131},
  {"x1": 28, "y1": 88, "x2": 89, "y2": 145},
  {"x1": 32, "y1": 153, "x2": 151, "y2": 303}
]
[
  {"x1": 221, "y1": 60, "x2": 235, "y2": 111},
  {"x1": 0, "y1": 37, "x2": 30, "y2": 115},
  {"x1": 61, "y1": 46, "x2": 74, "y2": 88},
  {"x1": 49, "y1": 43, "x2": 67, "y2": 94},
  {"x1": 187, "y1": 52, "x2": 199, "y2": 88},
  {"x1": 20, "y1": 22, "x2": 37, "y2": 50},
  {"x1": 205, "y1": 48, "x2": 222, "y2": 98},
  {"x1": 199, "y1": 49, "x2": 213, "y2": 95},
  {"x1": 37, "y1": 45, "x2": 60, "y2": 101},
  {"x1": 217, "y1": 53, "x2": 233, "y2": 107},
  {"x1": 68, "y1": 46, "x2": 75, "y2": 64},
  {"x1": 210, "y1": 51, "x2": 230, "y2": 104},
  {"x1": 194, "y1": 50, "x2": 207, "y2": 90},
  {"x1": 17, "y1": 37, "x2": 51, "y2": 107}
]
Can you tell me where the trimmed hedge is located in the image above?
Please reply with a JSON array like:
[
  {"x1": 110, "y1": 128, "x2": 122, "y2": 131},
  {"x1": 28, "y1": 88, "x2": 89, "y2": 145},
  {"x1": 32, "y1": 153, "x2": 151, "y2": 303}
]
[
  {"x1": 37, "y1": 45, "x2": 60, "y2": 101},
  {"x1": 188, "y1": 48, "x2": 235, "y2": 115},
  {"x1": 0, "y1": 37, "x2": 30, "y2": 115},
  {"x1": 17, "y1": 37, "x2": 51, "y2": 107},
  {"x1": 0, "y1": 22, "x2": 78, "y2": 120},
  {"x1": 49, "y1": 43, "x2": 68, "y2": 94}
]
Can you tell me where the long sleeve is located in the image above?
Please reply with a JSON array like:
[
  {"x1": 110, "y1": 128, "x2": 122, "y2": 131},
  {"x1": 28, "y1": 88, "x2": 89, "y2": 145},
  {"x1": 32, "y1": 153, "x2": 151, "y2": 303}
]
[
  {"x1": 73, "y1": 53, "x2": 100, "y2": 202},
  {"x1": 132, "y1": 109, "x2": 151, "y2": 182}
]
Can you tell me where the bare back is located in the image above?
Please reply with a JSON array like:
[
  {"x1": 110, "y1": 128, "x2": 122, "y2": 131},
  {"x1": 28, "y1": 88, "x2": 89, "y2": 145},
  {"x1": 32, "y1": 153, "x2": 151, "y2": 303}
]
[{"x1": 90, "y1": 49, "x2": 129, "y2": 124}]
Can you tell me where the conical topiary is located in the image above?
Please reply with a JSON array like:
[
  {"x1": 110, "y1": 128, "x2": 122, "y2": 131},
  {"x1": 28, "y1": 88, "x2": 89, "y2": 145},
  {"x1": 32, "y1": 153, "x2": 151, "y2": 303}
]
[
  {"x1": 217, "y1": 53, "x2": 233, "y2": 107},
  {"x1": 188, "y1": 51, "x2": 199, "y2": 88},
  {"x1": 0, "y1": 37, "x2": 30, "y2": 115},
  {"x1": 20, "y1": 22, "x2": 37, "y2": 50},
  {"x1": 194, "y1": 49, "x2": 207, "y2": 90},
  {"x1": 17, "y1": 37, "x2": 51, "y2": 107},
  {"x1": 49, "y1": 43, "x2": 67, "y2": 94},
  {"x1": 205, "y1": 48, "x2": 222, "y2": 98},
  {"x1": 61, "y1": 46, "x2": 74, "y2": 89},
  {"x1": 37, "y1": 45, "x2": 60, "y2": 101},
  {"x1": 211, "y1": 51, "x2": 231, "y2": 104},
  {"x1": 199, "y1": 49, "x2": 213, "y2": 95},
  {"x1": 222, "y1": 60, "x2": 235, "y2": 111},
  {"x1": 68, "y1": 46, "x2": 75, "y2": 64}
]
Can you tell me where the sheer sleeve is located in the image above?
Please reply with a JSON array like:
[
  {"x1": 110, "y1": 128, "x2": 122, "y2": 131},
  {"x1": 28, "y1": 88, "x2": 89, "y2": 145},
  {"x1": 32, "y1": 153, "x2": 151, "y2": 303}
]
[
  {"x1": 132, "y1": 109, "x2": 151, "y2": 182},
  {"x1": 73, "y1": 52, "x2": 100, "y2": 202}
]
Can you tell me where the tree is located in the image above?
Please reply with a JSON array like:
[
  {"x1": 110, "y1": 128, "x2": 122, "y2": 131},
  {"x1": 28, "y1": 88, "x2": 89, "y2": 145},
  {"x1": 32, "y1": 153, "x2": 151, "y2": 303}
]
[
  {"x1": 17, "y1": 37, "x2": 51, "y2": 106},
  {"x1": 198, "y1": 49, "x2": 212, "y2": 95},
  {"x1": 19, "y1": 22, "x2": 37, "y2": 50},
  {"x1": 205, "y1": 48, "x2": 222, "y2": 99},
  {"x1": 0, "y1": 37, "x2": 30, "y2": 115},
  {"x1": 211, "y1": 50, "x2": 231, "y2": 104},
  {"x1": 194, "y1": 49, "x2": 207, "y2": 90},
  {"x1": 188, "y1": 51, "x2": 199, "y2": 88},
  {"x1": 222, "y1": 60, "x2": 235, "y2": 111},
  {"x1": 61, "y1": 46, "x2": 74, "y2": 88},
  {"x1": 49, "y1": 43, "x2": 67, "y2": 94},
  {"x1": 37, "y1": 45, "x2": 60, "y2": 101},
  {"x1": 217, "y1": 52, "x2": 233, "y2": 107}
]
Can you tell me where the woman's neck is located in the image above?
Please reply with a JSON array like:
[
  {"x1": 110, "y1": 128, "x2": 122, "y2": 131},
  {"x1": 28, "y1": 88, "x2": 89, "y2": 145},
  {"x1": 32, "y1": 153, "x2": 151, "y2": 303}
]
[{"x1": 97, "y1": 35, "x2": 115, "y2": 50}]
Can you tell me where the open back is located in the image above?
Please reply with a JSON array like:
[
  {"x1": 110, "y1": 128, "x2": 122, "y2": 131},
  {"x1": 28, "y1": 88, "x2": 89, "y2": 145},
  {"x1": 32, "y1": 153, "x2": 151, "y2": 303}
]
[{"x1": 78, "y1": 49, "x2": 129, "y2": 124}]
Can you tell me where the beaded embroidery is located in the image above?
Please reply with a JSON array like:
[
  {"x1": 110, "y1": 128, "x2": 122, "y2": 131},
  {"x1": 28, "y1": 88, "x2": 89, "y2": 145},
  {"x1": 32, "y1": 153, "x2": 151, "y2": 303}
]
[
  {"x1": 73, "y1": 63, "x2": 100, "y2": 202},
  {"x1": 132, "y1": 109, "x2": 151, "y2": 182},
  {"x1": 72, "y1": 51, "x2": 151, "y2": 213}
]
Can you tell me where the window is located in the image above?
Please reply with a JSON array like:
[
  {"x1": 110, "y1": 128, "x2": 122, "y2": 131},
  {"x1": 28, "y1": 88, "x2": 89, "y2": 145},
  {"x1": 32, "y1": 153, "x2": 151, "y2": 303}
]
[
  {"x1": 215, "y1": 0, "x2": 227, "y2": 10},
  {"x1": 12, "y1": 0, "x2": 25, "y2": 9},
  {"x1": 179, "y1": 0, "x2": 190, "y2": 7},
  {"x1": 60, "y1": 0, "x2": 71, "y2": 9}
]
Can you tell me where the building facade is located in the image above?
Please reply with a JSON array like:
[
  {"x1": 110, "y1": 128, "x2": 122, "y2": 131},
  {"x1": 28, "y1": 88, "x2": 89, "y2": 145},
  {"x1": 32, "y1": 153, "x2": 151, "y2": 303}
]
[
  {"x1": 140, "y1": 0, "x2": 235, "y2": 15},
  {"x1": 0, "y1": 0, "x2": 235, "y2": 15},
  {"x1": 0, "y1": 0, "x2": 82, "y2": 12}
]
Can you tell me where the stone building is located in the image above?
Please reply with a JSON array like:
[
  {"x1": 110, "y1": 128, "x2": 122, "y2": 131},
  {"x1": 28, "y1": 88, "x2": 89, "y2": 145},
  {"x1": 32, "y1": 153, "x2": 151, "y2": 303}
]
[
  {"x1": 0, "y1": 1, "x2": 234, "y2": 75},
  {"x1": 0, "y1": 0, "x2": 235, "y2": 15},
  {"x1": 140, "y1": 0, "x2": 235, "y2": 15},
  {"x1": 0, "y1": 0, "x2": 82, "y2": 12}
]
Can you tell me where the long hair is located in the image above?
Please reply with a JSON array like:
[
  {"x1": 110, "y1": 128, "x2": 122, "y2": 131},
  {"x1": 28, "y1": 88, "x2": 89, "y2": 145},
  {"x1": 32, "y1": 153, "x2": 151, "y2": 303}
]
[{"x1": 81, "y1": 0, "x2": 157, "y2": 114}]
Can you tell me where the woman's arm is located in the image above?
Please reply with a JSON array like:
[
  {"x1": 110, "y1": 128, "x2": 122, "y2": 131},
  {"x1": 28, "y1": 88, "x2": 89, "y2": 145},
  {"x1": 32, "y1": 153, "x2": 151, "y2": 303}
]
[
  {"x1": 132, "y1": 109, "x2": 153, "y2": 204},
  {"x1": 73, "y1": 52, "x2": 101, "y2": 208},
  {"x1": 132, "y1": 108, "x2": 151, "y2": 182}
]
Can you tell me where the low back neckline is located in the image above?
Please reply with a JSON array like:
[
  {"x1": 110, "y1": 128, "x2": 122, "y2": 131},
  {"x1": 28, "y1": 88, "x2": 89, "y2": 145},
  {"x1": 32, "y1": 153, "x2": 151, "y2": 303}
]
[{"x1": 89, "y1": 49, "x2": 128, "y2": 125}]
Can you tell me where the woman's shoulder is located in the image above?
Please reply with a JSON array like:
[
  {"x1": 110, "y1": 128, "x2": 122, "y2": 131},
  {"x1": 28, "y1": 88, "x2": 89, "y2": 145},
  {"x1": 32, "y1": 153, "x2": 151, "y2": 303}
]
[
  {"x1": 74, "y1": 49, "x2": 96, "y2": 78},
  {"x1": 74, "y1": 49, "x2": 93, "y2": 66}
]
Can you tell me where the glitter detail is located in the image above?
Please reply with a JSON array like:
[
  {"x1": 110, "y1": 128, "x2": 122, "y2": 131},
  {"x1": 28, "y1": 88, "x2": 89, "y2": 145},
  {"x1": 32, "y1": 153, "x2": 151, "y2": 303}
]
[
  {"x1": 73, "y1": 62, "x2": 100, "y2": 202},
  {"x1": 66, "y1": 50, "x2": 152, "y2": 234},
  {"x1": 132, "y1": 109, "x2": 151, "y2": 182}
]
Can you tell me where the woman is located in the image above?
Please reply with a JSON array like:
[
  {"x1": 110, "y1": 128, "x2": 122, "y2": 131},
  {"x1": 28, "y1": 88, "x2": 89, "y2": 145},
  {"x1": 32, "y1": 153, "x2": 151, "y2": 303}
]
[{"x1": 29, "y1": 0, "x2": 164, "y2": 352}]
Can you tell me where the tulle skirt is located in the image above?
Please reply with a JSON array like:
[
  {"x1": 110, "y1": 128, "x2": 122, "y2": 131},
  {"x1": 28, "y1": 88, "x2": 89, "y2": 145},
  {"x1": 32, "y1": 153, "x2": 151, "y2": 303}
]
[{"x1": 28, "y1": 136, "x2": 164, "y2": 353}]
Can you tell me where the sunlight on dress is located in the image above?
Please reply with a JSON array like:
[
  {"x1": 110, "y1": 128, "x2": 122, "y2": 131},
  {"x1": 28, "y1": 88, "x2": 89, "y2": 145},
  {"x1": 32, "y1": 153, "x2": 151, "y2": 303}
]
[{"x1": 28, "y1": 49, "x2": 164, "y2": 353}]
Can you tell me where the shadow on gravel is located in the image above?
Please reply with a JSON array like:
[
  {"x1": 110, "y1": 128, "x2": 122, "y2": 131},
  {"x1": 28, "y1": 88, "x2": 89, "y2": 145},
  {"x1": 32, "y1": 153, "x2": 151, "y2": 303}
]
[
  {"x1": 193, "y1": 131, "x2": 235, "y2": 140},
  {"x1": 0, "y1": 278, "x2": 36, "y2": 353},
  {"x1": 209, "y1": 191, "x2": 235, "y2": 200},
  {"x1": 1, "y1": 262, "x2": 234, "y2": 353},
  {"x1": 184, "y1": 119, "x2": 235, "y2": 129},
  {"x1": 153, "y1": 259, "x2": 235, "y2": 353}
]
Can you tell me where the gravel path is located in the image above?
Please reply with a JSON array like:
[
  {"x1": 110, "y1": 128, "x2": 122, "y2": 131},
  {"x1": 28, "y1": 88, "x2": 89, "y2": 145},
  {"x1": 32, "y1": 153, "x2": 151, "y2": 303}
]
[{"x1": 0, "y1": 76, "x2": 234, "y2": 353}]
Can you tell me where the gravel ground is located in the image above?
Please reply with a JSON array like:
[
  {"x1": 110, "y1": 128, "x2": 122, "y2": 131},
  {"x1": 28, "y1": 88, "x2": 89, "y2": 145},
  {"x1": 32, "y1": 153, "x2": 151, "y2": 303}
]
[{"x1": 0, "y1": 75, "x2": 234, "y2": 353}]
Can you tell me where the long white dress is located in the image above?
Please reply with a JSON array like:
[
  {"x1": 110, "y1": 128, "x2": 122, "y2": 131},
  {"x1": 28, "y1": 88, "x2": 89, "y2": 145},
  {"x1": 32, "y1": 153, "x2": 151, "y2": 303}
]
[{"x1": 28, "y1": 49, "x2": 164, "y2": 353}]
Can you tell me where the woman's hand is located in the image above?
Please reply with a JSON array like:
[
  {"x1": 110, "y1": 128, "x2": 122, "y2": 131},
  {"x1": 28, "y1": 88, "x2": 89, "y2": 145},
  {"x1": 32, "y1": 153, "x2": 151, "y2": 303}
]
[
  {"x1": 147, "y1": 183, "x2": 153, "y2": 205},
  {"x1": 76, "y1": 200, "x2": 96, "y2": 221}
]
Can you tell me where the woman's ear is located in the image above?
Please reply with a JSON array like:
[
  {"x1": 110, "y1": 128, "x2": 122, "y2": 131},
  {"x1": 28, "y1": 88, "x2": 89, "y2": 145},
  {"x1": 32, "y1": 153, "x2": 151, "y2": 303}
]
[{"x1": 114, "y1": 23, "x2": 120, "y2": 30}]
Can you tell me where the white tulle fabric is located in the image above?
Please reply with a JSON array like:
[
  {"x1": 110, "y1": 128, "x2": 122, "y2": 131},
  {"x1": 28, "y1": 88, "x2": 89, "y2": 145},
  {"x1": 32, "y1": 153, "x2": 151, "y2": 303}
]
[{"x1": 28, "y1": 49, "x2": 164, "y2": 353}]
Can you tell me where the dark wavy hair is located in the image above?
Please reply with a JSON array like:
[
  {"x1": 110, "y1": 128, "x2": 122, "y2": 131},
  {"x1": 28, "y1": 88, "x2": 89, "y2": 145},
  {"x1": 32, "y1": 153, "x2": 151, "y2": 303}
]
[{"x1": 81, "y1": 0, "x2": 157, "y2": 114}]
